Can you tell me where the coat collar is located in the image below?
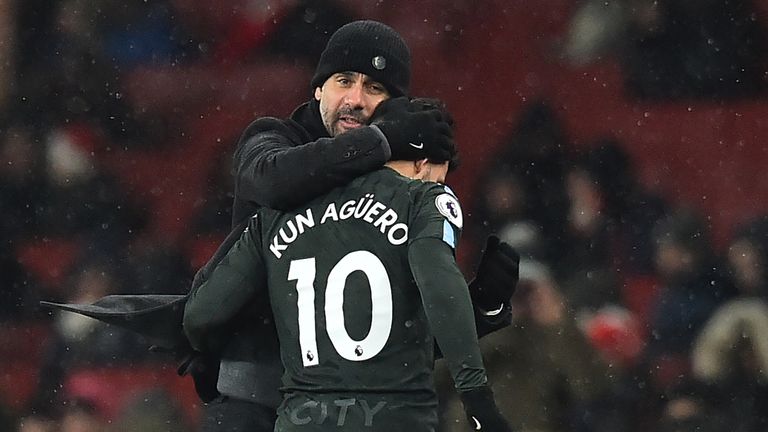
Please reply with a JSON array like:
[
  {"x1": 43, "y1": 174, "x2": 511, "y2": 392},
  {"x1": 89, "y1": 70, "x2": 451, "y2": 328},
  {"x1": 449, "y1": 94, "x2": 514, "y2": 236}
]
[{"x1": 289, "y1": 99, "x2": 330, "y2": 140}]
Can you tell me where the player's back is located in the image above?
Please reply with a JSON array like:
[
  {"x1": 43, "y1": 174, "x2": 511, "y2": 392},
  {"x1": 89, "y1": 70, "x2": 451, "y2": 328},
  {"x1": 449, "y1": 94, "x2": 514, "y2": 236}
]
[{"x1": 258, "y1": 167, "x2": 450, "y2": 431}]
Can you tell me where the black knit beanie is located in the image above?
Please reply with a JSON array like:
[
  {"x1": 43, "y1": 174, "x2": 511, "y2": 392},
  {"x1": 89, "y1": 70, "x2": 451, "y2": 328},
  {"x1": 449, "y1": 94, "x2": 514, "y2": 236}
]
[{"x1": 311, "y1": 20, "x2": 411, "y2": 97}]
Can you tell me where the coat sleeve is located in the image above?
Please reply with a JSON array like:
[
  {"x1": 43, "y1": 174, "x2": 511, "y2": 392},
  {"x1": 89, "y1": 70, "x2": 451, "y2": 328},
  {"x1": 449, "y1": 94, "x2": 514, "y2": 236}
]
[
  {"x1": 234, "y1": 118, "x2": 391, "y2": 210},
  {"x1": 183, "y1": 216, "x2": 267, "y2": 353}
]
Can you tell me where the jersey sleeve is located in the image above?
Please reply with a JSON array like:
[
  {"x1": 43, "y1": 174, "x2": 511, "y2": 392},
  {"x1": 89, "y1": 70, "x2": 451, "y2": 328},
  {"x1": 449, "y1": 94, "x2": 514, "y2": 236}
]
[
  {"x1": 408, "y1": 237, "x2": 488, "y2": 391},
  {"x1": 408, "y1": 184, "x2": 463, "y2": 251},
  {"x1": 183, "y1": 215, "x2": 268, "y2": 353}
]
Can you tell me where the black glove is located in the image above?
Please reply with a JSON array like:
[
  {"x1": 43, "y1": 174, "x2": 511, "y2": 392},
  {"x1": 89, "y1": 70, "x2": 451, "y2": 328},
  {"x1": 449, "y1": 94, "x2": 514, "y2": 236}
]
[
  {"x1": 469, "y1": 235, "x2": 520, "y2": 313},
  {"x1": 176, "y1": 349, "x2": 221, "y2": 403},
  {"x1": 460, "y1": 386, "x2": 514, "y2": 432},
  {"x1": 409, "y1": 97, "x2": 455, "y2": 127},
  {"x1": 369, "y1": 96, "x2": 455, "y2": 162},
  {"x1": 406, "y1": 97, "x2": 461, "y2": 170}
]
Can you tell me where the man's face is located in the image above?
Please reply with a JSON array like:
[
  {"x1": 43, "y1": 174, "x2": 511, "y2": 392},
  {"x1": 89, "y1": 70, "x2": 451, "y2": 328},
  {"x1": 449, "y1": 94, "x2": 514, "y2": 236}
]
[{"x1": 315, "y1": 72, "x2": 390, "y2": 136}]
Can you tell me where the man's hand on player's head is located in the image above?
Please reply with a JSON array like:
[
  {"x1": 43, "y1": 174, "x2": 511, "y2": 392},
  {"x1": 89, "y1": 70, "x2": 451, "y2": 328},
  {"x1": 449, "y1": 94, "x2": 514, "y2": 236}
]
[
  {"x1": 369, "y1": 96, "x2": 455, "y2": 162},
  {"x1": 409, "y1": 97, "x2": 455, "y2": 127}
]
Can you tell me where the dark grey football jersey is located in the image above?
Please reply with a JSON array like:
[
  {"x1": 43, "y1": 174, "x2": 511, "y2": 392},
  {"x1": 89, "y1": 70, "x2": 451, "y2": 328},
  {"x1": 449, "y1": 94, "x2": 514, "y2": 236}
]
[{"x1": 255, "y1": 167, "x2": 463, "y2": 396}]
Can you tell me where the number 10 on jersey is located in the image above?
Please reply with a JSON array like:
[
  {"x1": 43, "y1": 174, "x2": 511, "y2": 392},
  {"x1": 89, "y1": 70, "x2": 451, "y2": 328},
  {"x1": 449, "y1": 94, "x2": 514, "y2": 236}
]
[{"x1": 288, "y1": 250, "x2": 394, "y2": 367}]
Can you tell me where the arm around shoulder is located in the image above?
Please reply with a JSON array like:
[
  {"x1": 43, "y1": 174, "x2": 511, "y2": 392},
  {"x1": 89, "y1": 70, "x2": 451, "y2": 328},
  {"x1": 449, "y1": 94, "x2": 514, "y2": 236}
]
[{"x1": 233, "y1": 119, "x2": 391, "y2": 210}]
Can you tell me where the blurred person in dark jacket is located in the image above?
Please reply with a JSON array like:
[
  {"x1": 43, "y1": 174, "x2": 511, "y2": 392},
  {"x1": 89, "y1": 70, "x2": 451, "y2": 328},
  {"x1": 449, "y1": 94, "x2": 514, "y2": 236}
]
[
  {"x1": 470, "y1": 100, "x2": 570, "y2": 267},
  {"x1": 687, "y1": 215, "x2": 768, "y2": 432},
  {"x1": 556, "y1": 152, "x2": 621, "y2": 314},
  {"x1": 0, "y1": 121, "x2": 46, "y2": 242},
  {"x1": 435, "y1": 259, "x2": 612, "y2": 432},
  {"x1": 644, "y1": 207, "x2": 735, "y2": 389},
  {"x1": 580, "y1": 138, "x2": 668, "y2": 276},
  {"x1": 0, "y1": 121, "x2": 46, "y2": 319},
  {"x1": 37, "y1": 125, "x2": 146, "y2": 254},
  {"x1": 723, "y1": 215, "x2": 768, "y2": 299},
  {"x1": 31, "y1": 259, "x2": 150, "y2": 417}
]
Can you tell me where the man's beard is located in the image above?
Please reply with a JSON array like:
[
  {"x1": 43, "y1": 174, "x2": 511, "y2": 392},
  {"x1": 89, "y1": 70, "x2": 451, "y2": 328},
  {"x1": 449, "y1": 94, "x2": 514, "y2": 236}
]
[{"x1": 331, "y1": 106, "x2": 367, "y2": 136}]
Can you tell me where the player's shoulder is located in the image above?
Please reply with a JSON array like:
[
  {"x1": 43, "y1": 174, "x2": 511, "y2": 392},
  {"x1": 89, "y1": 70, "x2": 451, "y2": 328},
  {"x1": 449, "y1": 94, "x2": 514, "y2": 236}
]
[
  {"x1": 372, "y1": 168, "x2": 454, "y2": 195},
  {"x1": 356, "y1": 167, "x2": 413, "y2": 191},
  {"x1": 411, "y1": 182, "x2": 463, "y2": 229},
  {"x1": 410, "y1": 180, "x2": 456, "y2": 197},
  {"x1": 406, "y1": 178, "x2": 458, "y2": 204}
]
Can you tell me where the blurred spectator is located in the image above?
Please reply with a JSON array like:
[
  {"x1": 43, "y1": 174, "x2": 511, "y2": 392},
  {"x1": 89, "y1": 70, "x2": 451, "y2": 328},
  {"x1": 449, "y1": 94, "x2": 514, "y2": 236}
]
[
  {"x1": 435, "y1": 260, "x2": 613, "y2": 432},
  {"x1": 17, "y1": 413, "x2": 57, "y2": 432},
  {"x1": 12, "y1": 0, "x2": 168, "y2": 149},
  {"x1": 210, "y1": 0, "x2": 354, "y2": 66},
  {"x1": 31, "y1": 259, "x2": 151, "y2": 416},
  {"x1": 18, "y1": 398, "x2": 108, "y2": 432},
  {"x1": 474, "y1": 168, "x2": 547, "y2": 262},
  {"x1": 724, "y1": 215, "x2": 768, "y2": 298},
  {"x1": 686, "y1": 215, "x2": 768, "y2": 431},
  {"x1": 473, "y1": 100, "x2": 570, "y2": 265},
  {"x1": 562, "y1": 0, "x2": 768, "y2": 100},
  {"x1": 581, "y1": 305, "x2": 645, "y2": 372},
  {"x1": 621, "y1": 0, "x2": 767, "y2": 100},
  {"x1": 0, "y1": 254, "x2": 40, "y2": 321},
  {"x1": 0, "y1": 121, "x2": 46, "y2": 319},
  {"x1": 97, "y1": 0, "x2": 195, "y2": 68},
  {"x1": 690, "y1": 298, "x2": 768, "y2": 431},
  {"x1": 579, "y1": 305, "x2": 653, "y2": 432},
  {"x1": 58, "y1": 399, "x2": 107, "y2": 432},
  {"x1": 561, "y1": 0, "x2": 627, "y2": 65},
  {"x1": 581, "y1": 138, "x2": 668, "y2": 276},
  {"x1": 556, "y1": 153, "x2": 621, "y2": 312},
  {"x1": 656, "y1": 380, "x2": 726, "y2": 432},
  {"x1": 36, "y1": 125, "x2": 146, "y2": 254},
  {"x1": 0, "y1": 121, "x2": 46, "y2": 243},
  {"x1": 644, "y1": 207, "x2": 735, "y2": 389}
]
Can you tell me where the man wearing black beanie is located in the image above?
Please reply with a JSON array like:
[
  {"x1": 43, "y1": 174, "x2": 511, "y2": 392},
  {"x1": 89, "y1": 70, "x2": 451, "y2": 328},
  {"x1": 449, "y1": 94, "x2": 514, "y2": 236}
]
[
  {"x1": 182, "y1": 18, "x2": 519, "y2": 431},
  {"x1": 43, "y1": 20, "x2": 518, "y2": 432}
]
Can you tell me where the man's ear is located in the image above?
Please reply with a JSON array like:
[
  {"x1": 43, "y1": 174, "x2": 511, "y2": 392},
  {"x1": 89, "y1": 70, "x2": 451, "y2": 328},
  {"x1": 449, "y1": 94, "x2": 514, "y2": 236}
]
[
  {"x1": 413, "y1": 159, "x2": 430, "y2": 177},
  {"x1": 314, "y1": 87, "x2": 322, "y2": 101}
]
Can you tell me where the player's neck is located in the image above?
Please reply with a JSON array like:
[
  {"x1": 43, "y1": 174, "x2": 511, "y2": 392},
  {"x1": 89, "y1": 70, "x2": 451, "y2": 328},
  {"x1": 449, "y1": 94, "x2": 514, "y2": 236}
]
[{"x1": 385, "y1": 160, "x2": 430, "y2": 181}]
